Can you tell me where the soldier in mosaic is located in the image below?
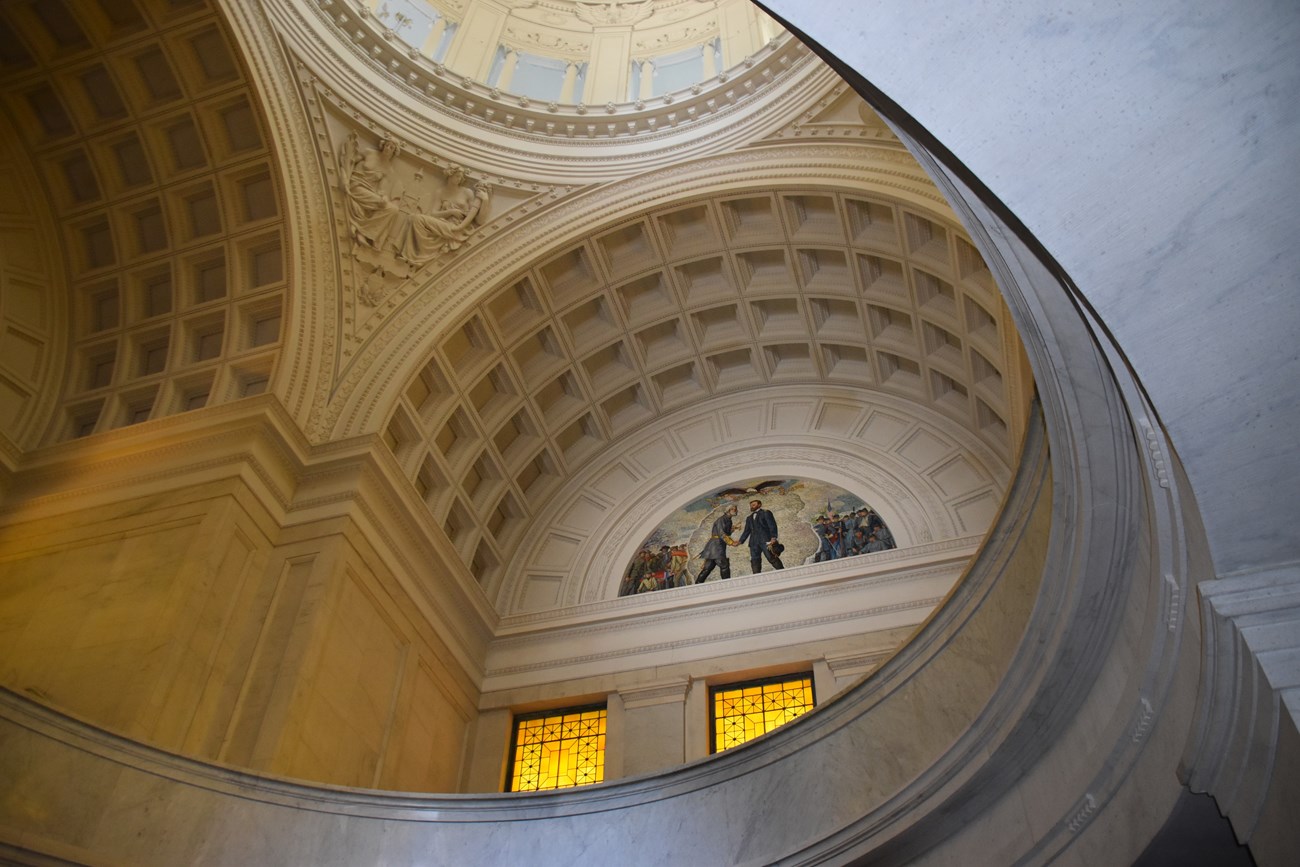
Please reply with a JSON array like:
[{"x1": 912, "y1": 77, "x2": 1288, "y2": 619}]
[{"x1": 695, "y1": 504, "x2": 739, "y2": 583}]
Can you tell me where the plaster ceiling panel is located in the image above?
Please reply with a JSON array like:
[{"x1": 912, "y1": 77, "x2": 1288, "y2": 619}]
[
  {"x1": 896, "y1": 428, "x2": 954, "y2": 472},
  {"x1": 516, "y1": 575, "x2": 562, "y2": 614},
  {"x1": 538, "y1": 245, "x2": 600, "y2": 310},
  {"x1": 533, "y1": 368, "x2": 585, "y2": 431},
  {"x1": 555, "y1": 411, "x2": 604, "y2": 466},
  {"x1": 813, "y1": 402, "x2": 864, "y2": 437},
  {"x1": 0, "y1": 18, "x2": 34, "y2": 74},
  {"x1": 589, "y1": 463, "x2": 642, "y2": 501},
  {"x1": 876, "y1": 350, "x2": 924, "y2": 397},
  {"x1": 769, "y1": 399, "x2": 817, "y2": 433},
  {"x1": 690, "y1": 303, "x2": 749, "y2": 353},
  {"x1": 486, "y1": 276, "x2": 547, "y2": 345},
  {"x1": 600, "y1": 383, "x2": 654, "y2": 435},
  {"x1": 651, "y1": 361, "x2": 707, "y2": 409},
  {"x1": 627, "y1": 435, "x2": 681, "y2": 476},
  {"x1": 962, "y1": 296, "x2": 1001, "y2": 355},
  {"x1": 921, "y1": 320, "x2": 965, "y2": 372},
  {"x1": 720, "y1": 403, "x2": 765, "y2": 440},
  {"x1": 763, "y1": 342, "x2": 818, "y2": 381},
  {"x1": 795, "y1": 248, "x2": 854, "y2": 297},
  {"x1": 72, "y1": 63, "x2": 128, "y2": 126},
  {"x1": 673, "y1": 255, "x2": 737, "y2": 308},
  {"x1": 487, "y1": 490, "x2": 527, "y2": 549},
  {"x1": 951, "y1": 491, "x2": 1001, "y2": 536},
  {"x1": 492, "y1": 406, "x2": 542, "y2": 472},
  {"x1": 673, "y1": 415, "x2": 722, "y2": 454},
  {"x1": 969, "y1": 348, "x2": 1006, "y2": 409},
  {"x1": 822, "y1": 343, "x2": 873, "y2": 384},
  {"x1": 593, "y1": 221, "x2": 659, "y2": 283},
  {"x1": 912, "y1": 268, "x2": 961, "y2": 331},
  {"x1": 866, "y1": 303, "x2": 917, "y2": 352},
  {"x1": 557, "y1": 495, "x2": 608, "y2": 535},
  {"x1": 48, "y1": 146, "x2": 103, "y2": 209},
  {"x1": 2, "y1": 275, "x2": 49, "y2": 332},
  {"x1": 809, "y1": 296, "x2": 864, "y2": 342},
  {"x1": 858, "y1": 252, "x2": 909, "y2": 304},
  {"x1": 954, "y1": 236, "x2": 999, "y2": 302},
  {"x1": 655, "y1": 204, "x2": 723, "y2": 261},
  {"x1": 750, "y1": 297, "x2": 806, "y2": 341},
  {"x1": 613, "y1": 272, "x2": 675, "y2": 329},
  {"x1": 781, "y1": 193, "x2": 845, "y2": 245},
  {"x1": 579, "y1": 340, "x2": 637, "y2": 398},
  {"x1": 466, "y1": 363, "x2": 520, "y2": 429},
  {"x1": 733, "y1": 248, "x2": 793, "y2": 295},
  {"x1": 707, "y1": 347, "x2": 763, "y2": 391},
  {"x1": 976, "y1": 399, "x2": 1009, "y2": 444},
  {"x1": 632, "y1": 318, "x2": 692, "y2": 371},
  {"x1": 510, "y1": 325, "x2": 567, "y2": 392},
  {"x1": 209, "y1": 95, "x2": 262, "y2": 156},
  {"x1": 718, "y1": 195, "x2": 782, "y2": 245},
  {"x1": 902, "y1": 211, "x2": 951, "y2": 272},
  {"x1": 928, "y1": 455, "x2": 989, "y2": 500},
  {"x1": 440, "y1": 315, "x2": 496, "y2": 384},
  {"x1": 561, "y1": 296, "x2": 621, "y2": 357},
  {"x1": 845, "y1": 198, "x2": 901, "y2": 252},
  {"x1": 517, "y1": 446, "x2": 563, "y2": 508}
]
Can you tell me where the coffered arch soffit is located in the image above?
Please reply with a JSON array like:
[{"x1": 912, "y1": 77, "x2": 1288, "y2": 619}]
[
  {"x1": 309, "y1": 150, "x2": 982, "y2": 441},
  {"x1": 363, "y1": 164, "x2": 1028, "y2": 597}
]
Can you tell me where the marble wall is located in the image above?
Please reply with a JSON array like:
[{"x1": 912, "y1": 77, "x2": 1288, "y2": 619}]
[
  {"x1": 0, "y1": 408, "x2": 479, "y2": 793},
  {"x1": 0, "y1": 418, "x2": 1059, "y2": 865}
]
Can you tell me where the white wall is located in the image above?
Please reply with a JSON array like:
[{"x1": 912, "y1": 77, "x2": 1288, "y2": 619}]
[{"x1": 763, "y1": 0, "x2": 1300, "y2": 578}]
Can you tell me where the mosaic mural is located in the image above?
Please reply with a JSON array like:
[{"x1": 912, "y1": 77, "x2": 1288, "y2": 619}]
[{"x1": 618, "y1": 478, "x2": 896, "y2": 596}]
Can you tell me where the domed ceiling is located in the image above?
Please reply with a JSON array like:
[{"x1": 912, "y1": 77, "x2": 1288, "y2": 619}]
[{"x1": 0, "y1": 0, "x2": 1032, "y2": 632}]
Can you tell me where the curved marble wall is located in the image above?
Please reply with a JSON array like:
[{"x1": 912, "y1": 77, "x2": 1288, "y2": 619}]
[
  {"x1": 0, "y1": 403, "x2": 1049, "y2": 865},
  {"x1": 0, "y1": 166, "x2": 1195, "y2": 863}
]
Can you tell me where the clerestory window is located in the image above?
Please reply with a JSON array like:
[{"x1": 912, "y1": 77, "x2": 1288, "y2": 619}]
[
  {"x1": 506, "y1": 704, "x2": 607, "y2": 792},
  {"x1": 710, "y1": 673, "x2": 816, "y2": 753}
]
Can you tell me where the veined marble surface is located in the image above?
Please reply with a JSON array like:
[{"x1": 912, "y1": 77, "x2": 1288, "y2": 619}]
[{"x1": 764, "y1": 0, "x2": 1300, "y2": 578}]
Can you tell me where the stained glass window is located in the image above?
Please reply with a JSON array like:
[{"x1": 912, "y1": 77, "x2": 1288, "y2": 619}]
[
  {"x1": 506, "y1": 705, "x2": 607, "y2": 792},
  {"x1": 710, "y1": 673, "x2": 815, "y2": 753}
]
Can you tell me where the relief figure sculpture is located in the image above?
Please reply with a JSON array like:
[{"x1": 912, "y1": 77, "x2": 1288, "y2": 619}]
[
  {"x1": 408, "y1": 165, "x2": 490, "y2": 260},
  {"x1": 339, "y1": 131, "x2": 405, "y2": 256},
  {"x1": 338, "y1": 132, "x2": 492, "y2": 273}
]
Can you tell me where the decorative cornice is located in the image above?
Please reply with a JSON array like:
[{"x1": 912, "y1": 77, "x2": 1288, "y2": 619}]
[
  {"x1": 302, "y1": 0, "x2": 812, "y2": 153},
  {"x1": 618, "y1": 678, "x2": 690, "y2": 708},
  {"x1": 503, "y1": 541, "x2": 975, "y2": 629},
  {"x1": 485, "y1": 595, "x2": 945, "y2": 678}
]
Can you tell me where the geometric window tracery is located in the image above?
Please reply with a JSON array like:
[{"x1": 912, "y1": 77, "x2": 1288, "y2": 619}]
[
  {"x1": 710, "y1": 674, "x2": 815, "y2": 753},
  {"x1": 507, "y1": 705, "x2": 607, "y2": 792}
]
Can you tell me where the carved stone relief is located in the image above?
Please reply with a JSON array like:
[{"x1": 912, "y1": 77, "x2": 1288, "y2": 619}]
[
  {"x1": 336, "y1": 129, "x2": 493, "y2": 304},
  {"x1": 574, "y1": 1, "x2": 655, "y2": 27}
]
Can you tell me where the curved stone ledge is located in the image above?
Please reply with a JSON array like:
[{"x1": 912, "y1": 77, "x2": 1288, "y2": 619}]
[{"x1": 0, "y1": 400, "x2": 1049, "y2": 864}]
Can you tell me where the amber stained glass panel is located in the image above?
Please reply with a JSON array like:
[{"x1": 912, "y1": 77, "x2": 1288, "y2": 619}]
[
  {"x1": 508, "y1": 707, "x2": 607, "y2": 791},
  {"x1": 712, "y1": 675, "x2": 815, "y2": 752}
]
